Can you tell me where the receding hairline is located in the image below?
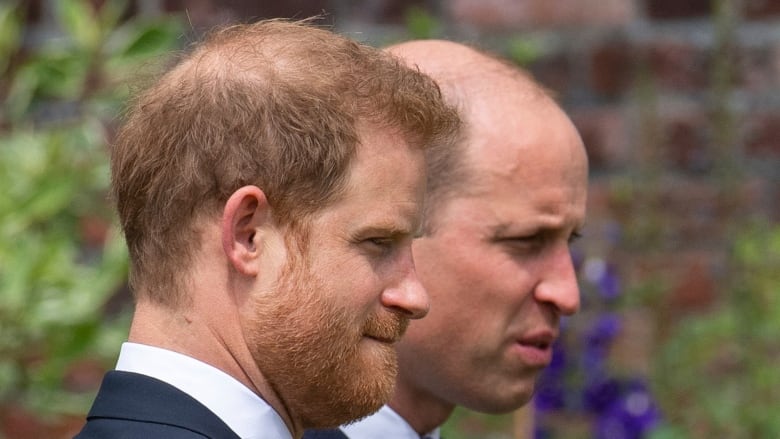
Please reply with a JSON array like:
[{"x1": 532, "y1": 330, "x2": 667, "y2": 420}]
[{"x1": 386, "y1": 39, "x2": 552, "y2": 106}]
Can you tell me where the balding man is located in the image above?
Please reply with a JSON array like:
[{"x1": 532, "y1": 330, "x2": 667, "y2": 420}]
[
  {"x1": 75, "y1": 23, "x2": 459, "y2": 439},
  {"x1": 305, "y1": 40, "x2": 588, "y2": 439}
]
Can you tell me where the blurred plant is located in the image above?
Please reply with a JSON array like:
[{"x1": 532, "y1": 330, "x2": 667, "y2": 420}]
[
  {"x1": 650, "y1": 222, "x2": 780, "y2": 439},
  {"x1": 0, "y1": 0, "x2": 182, "y2": 428},
  {"x1": 506, "y1": 36, "x2": 542, "y2": 66},
  {"x1": 404, "y1": 6, "x2": 441, "y2": 40}
]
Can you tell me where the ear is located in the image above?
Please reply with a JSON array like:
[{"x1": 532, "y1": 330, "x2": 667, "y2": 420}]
[{"x1": 221, "y1": 185, "x2": 271, "y2": 276}]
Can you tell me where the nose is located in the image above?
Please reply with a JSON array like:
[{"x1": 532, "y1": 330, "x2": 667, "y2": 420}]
[
  {"x1": 380, "y1": 251, "x2": 430, "y2": 319},
  {"x1": 533, "y1": 243, "x2": 581, "y2": 315}
]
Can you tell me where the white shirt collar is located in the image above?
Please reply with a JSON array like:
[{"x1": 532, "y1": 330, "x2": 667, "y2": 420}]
[
  {"x1": 115, "y1": 342, "x2": 292, "y2": 439},
  {"x1": 340, "y1": 405, "x2": 440, "y2": 439}
]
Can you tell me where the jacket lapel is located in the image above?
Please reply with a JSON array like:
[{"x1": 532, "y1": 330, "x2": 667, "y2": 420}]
[{"x1": 87, "y1": 370, "x2": 241, "y2": 439}]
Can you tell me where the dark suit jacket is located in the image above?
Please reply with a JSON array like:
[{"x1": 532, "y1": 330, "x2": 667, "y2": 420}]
[
  {"x1": 303, "y1": 429, "x2": 349, "y2": 439},
  {"x1": 74, "y1": 370, "x2": 241, "y2": 438}
]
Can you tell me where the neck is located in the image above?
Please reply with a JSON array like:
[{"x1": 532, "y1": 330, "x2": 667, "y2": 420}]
[
  {"x1": 388, "y1": 380, "x2": 455, "y2": 435},
  {"x1": 128, "y1": 298, "x2": 303, "y2": 438}
]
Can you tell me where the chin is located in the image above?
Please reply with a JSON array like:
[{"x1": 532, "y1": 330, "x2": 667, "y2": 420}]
[{"x1": 462, "y1": 387, "x2": 536, "y2": 414}]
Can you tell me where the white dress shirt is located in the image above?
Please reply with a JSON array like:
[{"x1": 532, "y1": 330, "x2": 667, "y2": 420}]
[
  {"x1": 115, "y1": 342, "x2": 292, "y2": 439},
  {"x1": 340, "y1": 405, "x2": 440, "y2": 439}
]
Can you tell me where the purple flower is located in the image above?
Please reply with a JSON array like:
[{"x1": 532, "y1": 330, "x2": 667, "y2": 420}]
[
  {"x1": 594, "y1": 380, "x2": 660, "y2": 439},
  {"x1": 533, "y1": 425, "x2": 552, "y2": 439},
  {"x1": 547, "y1": 339, "x2": 567, "y2": 376},
  {"x1": 598, "y1": 263, "x2": 621, "y2": 300},
  {"x1": 582, "y1": 314, "x2": 622, "y2": 374},
  {"x1": 534, "y1": 383, "x2": 566, "y2": 412},
  {"x1": 583, "y1": 376, "x2": 623, "y2": 414},
  {"x1": 534, "y1": 341, "x2": 567, "y2": 412},
  {"x1": 604, "y1": 221, "x2": 623, "y2": 246}
]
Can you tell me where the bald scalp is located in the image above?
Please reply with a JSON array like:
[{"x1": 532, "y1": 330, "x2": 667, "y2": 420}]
[
  {"x1": 386, "y1": 40, "x2": 550, "y2": 106},
  {"x1": 385, "y1": 40, "x2": 552, "y2": 231}
]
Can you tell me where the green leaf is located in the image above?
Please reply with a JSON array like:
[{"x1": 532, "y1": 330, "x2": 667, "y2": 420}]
[
  {"x1": 32, "y1": 53, "x2": 88, "y2": 99},
  {"x1": 121, "y1": 21, "x2": 182, "y2": 58},
  {"x1": 507, "y1": 36, "x2": 541, "y2": 66},
  {"x1": 97, "y1": 0, "x2": 128, "y2": 33},
  {"x1": 0, "y1": 2, "x2": 22, "y2": 74},
  {"x1": 4, "y1": 63, "x2": 39, "y2": 121},
  {"x1": 56, "y1": 0, "x2": 101, "y2": 51},
  {"x1": 404, "y1": 6, "x2": 439, "y2": 40}
]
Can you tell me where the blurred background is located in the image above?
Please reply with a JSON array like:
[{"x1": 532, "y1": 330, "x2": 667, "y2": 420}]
[{"x1": 0, "y1": 0, "x2": 777, "y2": 438}]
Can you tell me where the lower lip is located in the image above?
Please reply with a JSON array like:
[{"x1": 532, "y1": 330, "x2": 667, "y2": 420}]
[{"x1": 511, "y1": 343, "x2": 553, "y2": 367}]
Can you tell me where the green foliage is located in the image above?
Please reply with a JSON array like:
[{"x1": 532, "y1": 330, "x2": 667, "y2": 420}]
[
  {"x1": 652, "y1": 222, "x2": 780, "y2": 438},
  {"x1": 506, "y1": 36, "x2": 541, "y2": 66},
  {"x1": 0, "y1": 0, "x2": 182, "y2": 418},
  {"x1": 404, "y1": 6, "x2": 441, "y2": 40}
]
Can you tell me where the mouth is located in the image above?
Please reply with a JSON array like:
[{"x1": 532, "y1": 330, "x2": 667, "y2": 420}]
[
  {"x1": 362, "y1": 316, "x2": 409, "y2": 345},
  {"x1": 364, "y1": 334, "x2": 400, "y2": 344},
  {"x1": 519, "y1": 330, "x2": 556, "y2": 348},
  {"x1": 520, "y1": 339, "x2": 552, "y2": 350},
  {"x1": 514, "y1": 331, "x2": 556, "y2": 366}
]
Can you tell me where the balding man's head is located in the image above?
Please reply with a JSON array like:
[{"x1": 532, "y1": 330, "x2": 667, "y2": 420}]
[
  {"x1": 382, "y1": 40, "x2": 588, "y2": 430},
  {"x1": 385, "y1": 40, "x2": 553, "y2": 232}
]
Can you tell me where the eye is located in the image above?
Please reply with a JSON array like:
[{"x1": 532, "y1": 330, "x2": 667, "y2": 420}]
[
  {"x1": 366, "y1": 237, "x2": 393, "y2": 247},
  {"x1": 500, "y1": 234, "x2": 544, "y2": 253},
  {"x1": 361, "y1": 236, "x2": 397, "y2": 255}
]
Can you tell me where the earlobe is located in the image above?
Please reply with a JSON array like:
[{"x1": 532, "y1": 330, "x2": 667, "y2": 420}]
[{"x1": 222, "y1": 186, "x2": 270, "y2": 276}]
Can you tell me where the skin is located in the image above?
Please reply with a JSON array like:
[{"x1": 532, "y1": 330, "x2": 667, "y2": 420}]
[
  {"x1": 386, "y1": 41, "x2": 589, "y2": 434},
  {"x1": 127, "y1": 124, "x2": 429, "y2": 438}
]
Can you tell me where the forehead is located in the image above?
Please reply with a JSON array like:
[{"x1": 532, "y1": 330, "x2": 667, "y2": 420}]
[
  {"x1": 468, "y1": 86, "x2": 586, "y2": 184},
  {"x1": 312, "y1": 124, "x2": 426, "y2": 232},
  {"x1": 443, "y1": 90, "x2": 588, "y2": 228}
]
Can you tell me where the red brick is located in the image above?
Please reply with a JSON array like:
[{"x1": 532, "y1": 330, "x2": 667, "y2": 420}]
[
  {"x1": 446, "y1": 0, "x2": 635, "y2": 30},
  {"x1": 645, "y1": 0, "x2": 712, "y2": 19},
  {"x1": 744, "y1": 111, "x2": 780, "y2": 156},
  {"x1": 611, "y1": 309, "x2": 655, "y2": 375},
  {"x1": 667, "y1": 257, "x2": 718, "y2": 314},
  {"x1": 645, "y1": 41, "x2": 711, "y2": 90},
  {"x1": 529, "y1": 52, "x2": 575, "y2": 97},
  {"x1": 735, "y1": 45, "x2": 780, "y2": 89},
  {"x1": 570, "y1": 107, "x2": 629, "y2": 170},
  {"x1": 63, "y1": 358, "x2": 107, "y2": 393},
  {"x1": 589, "y1": 38, "x2": 634, "y2": 97},
  {"x1": 344, "y1": 0, "x2": 430, "y2": 23},
  {"x1": 742, "y1": 0, "x2": 780, "y2": 19},
  {"x1": 661, "y1": 113, "x2": 711, "y2": 173}
]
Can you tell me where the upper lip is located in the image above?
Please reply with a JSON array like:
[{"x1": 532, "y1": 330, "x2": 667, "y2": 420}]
[{"x1": 518, "y1": 330, "x2": 557, "y2": 349}]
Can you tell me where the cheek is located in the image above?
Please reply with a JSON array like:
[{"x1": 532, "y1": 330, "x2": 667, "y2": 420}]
[
  {"x1": 311, "y1": 253, "x2": 382, "y2": 310},
  {"x1": 416, "y1": 240, "x2": 537, "y2": 343}
]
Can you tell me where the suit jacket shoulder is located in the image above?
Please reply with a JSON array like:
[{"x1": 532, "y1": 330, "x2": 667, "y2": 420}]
[
  {"x1": 303, "y1": 428, "x2": 350, "y2": 439},
  {"x1": 74, "y1": 370, "x2": 241, "y2": 439}
]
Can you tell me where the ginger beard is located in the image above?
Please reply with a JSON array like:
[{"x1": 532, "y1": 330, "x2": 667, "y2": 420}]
[{"x1": 245, "y1": 250, "x2": 409, "y2": 428}]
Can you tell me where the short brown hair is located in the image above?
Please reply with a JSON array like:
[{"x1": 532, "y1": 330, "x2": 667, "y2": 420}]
[{"x1": 112, "y1": 19, "x2": 459, "y2": 307}]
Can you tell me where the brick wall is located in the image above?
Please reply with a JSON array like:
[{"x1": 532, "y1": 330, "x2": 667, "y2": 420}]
[{"x1": 17, "y1": 1, "x2": 779, "y2": 435}]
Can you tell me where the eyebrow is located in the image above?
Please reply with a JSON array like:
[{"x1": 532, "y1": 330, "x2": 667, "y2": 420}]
[
  {"x1": 354, "y1": 223, "x2": 416, "y2": 239},
  {"x1": 491, "y1": 219, "x2": 585, "y2": 238}
]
